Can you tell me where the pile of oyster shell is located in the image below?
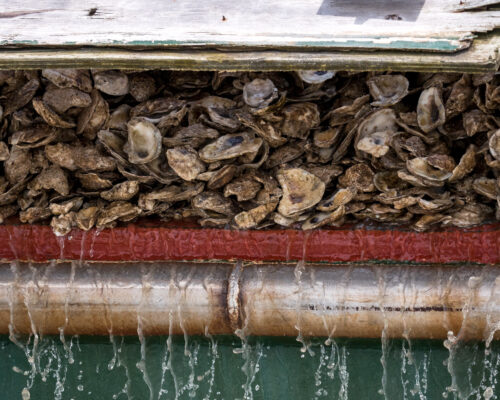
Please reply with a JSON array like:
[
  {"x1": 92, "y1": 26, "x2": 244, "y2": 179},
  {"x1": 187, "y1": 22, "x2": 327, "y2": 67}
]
[{"x1": 0, "y1": 69, "x2": 498, "y2": 235}]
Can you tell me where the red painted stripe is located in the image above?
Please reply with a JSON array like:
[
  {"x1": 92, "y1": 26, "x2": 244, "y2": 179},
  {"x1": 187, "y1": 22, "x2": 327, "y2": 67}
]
[{"x1": 0, "y1": 220, "x2": 498, "y2": 264}]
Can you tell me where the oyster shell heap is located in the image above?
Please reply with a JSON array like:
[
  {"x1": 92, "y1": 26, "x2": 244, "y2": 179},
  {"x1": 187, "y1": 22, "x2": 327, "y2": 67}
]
[{"x1": 0, "y1": 69, "x2": 498, "y2": 234}]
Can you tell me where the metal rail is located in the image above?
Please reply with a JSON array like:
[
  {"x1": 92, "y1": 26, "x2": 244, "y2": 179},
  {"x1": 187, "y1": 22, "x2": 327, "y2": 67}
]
[{"x1": 0, "y1": 262, "x2": 499, "y2": 340}]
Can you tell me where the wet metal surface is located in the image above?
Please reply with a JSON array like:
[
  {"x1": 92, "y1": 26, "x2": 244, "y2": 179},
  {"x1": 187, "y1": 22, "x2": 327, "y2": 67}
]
[{"x1": 0, "y1": 261, "x2": 499, "y2": 340}]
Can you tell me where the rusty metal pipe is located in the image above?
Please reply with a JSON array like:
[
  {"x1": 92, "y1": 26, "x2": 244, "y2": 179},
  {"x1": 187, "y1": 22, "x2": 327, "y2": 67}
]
[{"x1": 0, "y1": 262, "x2": 499, "y2": 340}]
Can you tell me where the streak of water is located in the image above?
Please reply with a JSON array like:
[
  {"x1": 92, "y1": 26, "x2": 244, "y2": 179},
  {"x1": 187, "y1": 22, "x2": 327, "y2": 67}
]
[{"x1": 136, "y1": 264, "x2": 154, "y2": 400}]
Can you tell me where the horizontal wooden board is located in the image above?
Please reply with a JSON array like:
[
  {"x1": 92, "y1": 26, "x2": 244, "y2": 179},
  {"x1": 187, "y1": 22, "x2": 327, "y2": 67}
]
[
  {"x1": 0, "y1": 0, "x2": 499, "y2": 52},
  {"x1": 1, "y1": 32, "x2": 498, "y2": 72},
  {"x1": 0, "y1": 221, "x2": 498, "y2": 264}
]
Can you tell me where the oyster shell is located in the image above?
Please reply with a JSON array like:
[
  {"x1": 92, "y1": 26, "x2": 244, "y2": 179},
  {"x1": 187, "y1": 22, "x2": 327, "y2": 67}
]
[
  {"x1": 224, "y1": 175, "x2": 261, "y2": 202},
  {"x1": 101, "y1": 181, "x2": 140, "y2": 201},
  {"x1": 42, "y1": 69, "x2": 92, "y2": 92},
  {"x1": 43, "y1": 87, "x2": 92, "y2": 114},
  {"x1": 4, "y1": 146, "x2": 31, "y2": 184},
  {"x1": 338, "y1": 164, "x2": 375, "y2": 192},
  {"x1": 489, "y1": 129, "x2": 500, "y2": 161},
  {"x1": 166, "y1": 146, "x2": 206, "y2": 181},
  {"x1": 243, "y1": 78, "x2": 278, "y2": 109},
  {"x1": 367, "y1": 74, "x2": 409, "y2": 107},
  {"x1": 356, "y1": 109, "x2": 397, "y2": 158},
  {"x1": 28, "y1": 165, "x2": 70, "y2": 196},
  {"x1": 417, "y1": 87, "x2": 446, "y2": 133},
  {"x1": 280, "y1": 103, "x2": 320, "y2": 139},
  {"x1": 406, "y1": 157, "x2": 452, "y2": 183},
  {"x1": 199, "y1": 132, "x2": 262, "y2": 162},
  {"x1": 277, "y1": 168, "x2": 325, "y2": 217},
  {"x1": 93, "y1": 70, "x2": 129, "y2": 96},
  {"x1": 192, "y1": 191, "x2": 236, "y2": 216},
  {"x1": 298, "y1": 71, "x2": 335, "y2": 84},
  {"x1": 46, "y1": 143, "x2": 116, "y2": 172},
  {"x1": 125, "y1": 119, "x2": 162, "y2": 164}
]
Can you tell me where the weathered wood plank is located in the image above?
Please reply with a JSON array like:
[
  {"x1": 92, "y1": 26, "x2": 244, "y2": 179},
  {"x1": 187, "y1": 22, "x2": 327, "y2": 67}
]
[
  {"x1": 453, "y1": 0, "x2": 500, "y2": 11},
  {"x1": 0, "y1": 0, "x2": 499, "y2": 52},
  {"x1": 1, "y1": 32, "x2": 498, "y2": 72}
]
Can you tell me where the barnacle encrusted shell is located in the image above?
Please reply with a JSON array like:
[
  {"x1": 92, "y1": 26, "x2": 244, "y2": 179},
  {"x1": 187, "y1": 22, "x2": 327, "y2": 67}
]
[
  {"x1": 125, "y1": 119, "x2": 162, "y2": 164},
  {"x1": 417, "y1": 87, "x2": 446, "y2": 133},
  {"x1": 277, "y1": 168, "x2": 325, "y2": 217},
  {"x1": 243, "y1": 78, "x2": 278, "y2": 109}
]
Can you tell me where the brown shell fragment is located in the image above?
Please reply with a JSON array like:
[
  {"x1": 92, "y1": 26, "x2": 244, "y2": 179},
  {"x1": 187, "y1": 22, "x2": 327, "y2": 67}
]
[
  {"x1": 199, "y1": 132, "x2": 262, "y2": 162},
  {"x1": 463, "y1": 110, "x2": 491, "y2": 137},
  {"x1": 0, "y1": 142, "x2": 9, "y2": 161},
  {"x1": 3, "y1": 79, "x2": 40, "y2": 116},
  {"x1": 338, "y1": 164, "x2": 375, "y2": 192},
  {"x1": 277, "y1": 168, "x2": 325, "y2": 217},
  {"x1": 96, "y1": 201, "x2": 141, "y2": 229},
  {"x1": 445, "y1": 74, "x2": 473, "y2": 118},
  {"x1": 317, "y1": 188, "x2": 356, "y2": 212},
  {"x1": 4, "y1": 146, "x2": 31, "y2": 184},
  {"x1": 0, "y1": 204, "x2": 18, "y2": 223},
  {"x1": 449, "y1": 145, "x2": 476, "y2": 182},
  {"x1": 129, "y1": 73, "x2": 156, "y2": 102},
  {"x1": 313, "y1": 127, "x2": 341, "y2": 149},
  {"x1": 28, "y1": 165, "x2": 70, "y2": 196},
  {"x1": 192, "y1": 191, "x2": 236, "y2": 215},
  {"x1": 472, "y1": 177, "x2": 497, "y2": 200},
  {"x1": 76, "y1": 172, "x2": 114, "y2": 190},
  {"x1": 207, "y1": 165, "x2": 237, "y2": 190},
  {"x1": 234, "y1": 201, "x2": 278, "y2": 229},
  {"x1": 42, "y1": 69, "x2": 92, "y2": 92},
  {"x1": 163, "y1": 124, "x2": 219, "y2": 149},
  {"x1": 75, "y1": 206, "x2": 99, "y2": 230},
  {"x1": 32, "y1": 97, "x2": 76, "y2": 128},
  {"x1": 93, "y1": 70, "x2": 129, "y2": 96},
  {"x1": 302, "y1": 205, "x2": 345, "y2": 230},
  {"x1": 166, "y1": 146, "x2": 206, "y2": 181},
  {"x1": 224, "y1": 175, "x2": 261, "y2": 202},
  {"x1": 9, "y1": 124, "x2": 58, "y2": 149},
  {"x1": 43, "y1": 87, "x2": 92, "y2": 114},
  {"x1": 50, "y1": 197, "x2": 83, "y2": 215},
  {"x1": 20, "y1": 206, "x2": 51, "y2": 224},
  {"x1": 280, "y1": 103, "x2": 320, "y2": 139},
  {"x1": 417, "y1": 87, "x2": 446, "y2": 133},
  {"x1": 101, "y1": 181, "x2": 140, "y2": 201},
  {"x1": 367, "y1": 74, "x2": 409, "y2": 107},
  {"x1": 46, "y1": 143, "x2": 116, "y2": 172},
  {"x1": 77, "y1": 89, "x2": 109, "y2": 139},
  {"x1": 406, "y1": 157, "x2": 452, "y2": 183},
  {"x1": 50, "y1": 213, "x2": 75, "y2": 236},
  {"x1": 444, "y1": 204, "x2": 491, "y2": 228}
]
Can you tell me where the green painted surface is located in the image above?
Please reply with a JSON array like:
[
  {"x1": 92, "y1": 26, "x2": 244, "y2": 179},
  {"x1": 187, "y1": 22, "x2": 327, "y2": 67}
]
[
  {"x1": 0, "y1": 335, "x2": 498, "y2": 399},
  {"x1": 0, "y1": 37, "x2": 464, "y2": 52}
]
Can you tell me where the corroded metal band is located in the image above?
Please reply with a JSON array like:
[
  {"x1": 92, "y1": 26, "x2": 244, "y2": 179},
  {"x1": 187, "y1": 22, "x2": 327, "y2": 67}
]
[{"x1": 0, "y1": 261, "x2": 499, "y2": 340}]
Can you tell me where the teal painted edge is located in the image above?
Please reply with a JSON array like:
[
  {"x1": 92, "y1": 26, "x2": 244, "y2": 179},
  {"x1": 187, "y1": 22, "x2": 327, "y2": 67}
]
[{"x1": 0, "y1": 37, "x2": 466, "y2": 52}]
